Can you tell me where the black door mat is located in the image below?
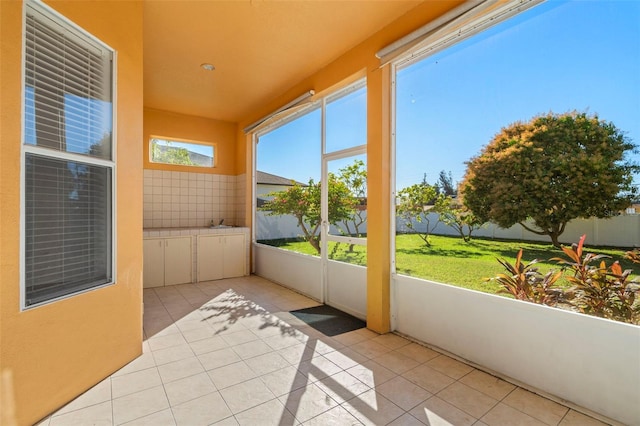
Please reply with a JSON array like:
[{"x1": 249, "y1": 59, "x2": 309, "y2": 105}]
[{"x1": 289, "y1": 304, "x2": 366, "y2": 337}]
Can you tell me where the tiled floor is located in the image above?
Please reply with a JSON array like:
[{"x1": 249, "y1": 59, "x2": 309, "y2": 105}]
[{"x1": 38, "y1": 276, "x2": 610, "y2": 426}]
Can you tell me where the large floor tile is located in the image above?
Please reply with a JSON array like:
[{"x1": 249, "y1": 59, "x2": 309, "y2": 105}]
[
  {"x1": 375, "y1": 376, "x2": 432, "y2": 411},
  {"x1": 50, "y1": 401, "x2": 112, "y2": 426},
  {"x1": 394, "y1": 342, "x2": 440, "y2": 364},
  {"x1": 157, "y1": 356, "x2": 205, "y2": 384},
  {"x1": 220, "y1": 329, "x2": 260, "y2": 346},
  {"x1": 402, "y1": 363, "x2": 455, "y2": 394},
  {"x1": 219, "y1": 377, "x2": 276, "y2": 414},
  {"x1": 234, "y1": 398, "x2": 297, "y2": 426},
  {"x1": 279, "y1": 383, "x2": 339, "y2": 423},
  {"x1": 171, "y1": 392, "x2": 232, "y2": 425},
  {"x1": 198, "y1": 347, "x2": 242, "y2": 371},
  {"x1": 151, "y1": 344, "x2": 196, "y2": 366},
  {"x1": 302, "y1": 406, "x2": 363, "y2": 425},
  {"x1": 244, "y1": 351, "x2": 290, "y2": 375},
  {"x1": 372, "y1": 350, "x2": 420, "y2": 375},
  {"x1": 458, "y1": 369, "x2": 516, "y2": 401},
  {"x1": 111, "y1": 352, "x2": 156, "y2": 378},
  {"x1": 409, "y1": 396, "x2": 477, "y2": 426},
  {"x1": 111, "y1": 368, "x2": 162, "y2": 399},
  {"x1": 346, "y1": 360, "x2": 397, "y2": 388},
  {"x1": 503, "y1": 388, "x2": 569, "y2": 425},
  {"x1": 371, "y1": 333, "x2": 410, "y2": 350},
  {"x1": 427, "y1": 355, "x2": 475, "y2": 380},
  {"x1": 232, "y1": 339, "x2": 274, "y2": 360},
  {"x1": 121, "y1": 408, "x2": 175, "y2": 426},
  {"x1": 296, "y1": 355, "x2": 342, "y2": 382},
  {"x1": 386, "y1": 413, "x2": 425, "y2": 426},
  {"x1": 481, "y1": 402, "x2": 547, "y2": 426},
  {"x1": 112, "y1": 386, "x2": 169, "y2": 425},
  {"x1": 188, "y1": 335, "x2": 229, "y2": 355},
  {"x1": 277, "y1": 342, "x2": 318, "y2": 365},
  {"x1": 147, "y1": 332, "x2": 187, "y2": 352},
  {"x1": 259, "y1": 365, "x2": 310, "y2": 397},
  {"x1": 341, "y1": 389, "x2": 405, "y2": 426},
  {"x1": 315, "y1": 371, "x2": 370, "y2": 404},
  {"x1": 350, "y1": 339, "x2": 392, "y2": 359},
  {"x1": 436, "y1": 382, "x2": 499, "y2": 419},
  {"x1": 323, "y1": 347, "x2": 369, "y2": 370},
  {"x1": 207, "y1": 360, "x2": 257, "y2": 389},
  {"x1": 559, "y1": 410, "x2": 611, "y2": 426},
  {"x1": 163, "y1": 371, "x2": 217, "y2": 406}
]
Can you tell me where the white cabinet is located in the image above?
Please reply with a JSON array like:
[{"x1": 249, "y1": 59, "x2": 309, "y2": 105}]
[
  {"x1": 142, "y1": 228, "x2": 248, "y2": 287},
  {"x1": 197, "y1": 234, "x2": 245, "y2": 282},
  {"x1": 143, "y1": 239, "x2": 164, "y2": 288},
  {"x1": 223, "y1": 234, "x2": 246, "y2": 278},
  {"x1": 197, "y1": 235, "x2": 224, "y2": 281},
  {"x1": 143, "y1": 237, "x2": 192, "y2": 288}
]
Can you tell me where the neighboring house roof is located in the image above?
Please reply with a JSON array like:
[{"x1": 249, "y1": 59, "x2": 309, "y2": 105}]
[
  {"x1": 256, "y1": 171, "x2": 306, "y2": 209},
  {"x1": 257, "y1": 171, "x2": 305, "y2": 186},
  {"x1": 153, "y1": 144, "x2": 213, "y2": 167},
  {"x1": 186, "y1": 150, "x2": 213, "y2": 167}
]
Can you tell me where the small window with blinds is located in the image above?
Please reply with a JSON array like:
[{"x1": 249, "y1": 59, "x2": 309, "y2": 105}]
[{"x1": 23, "y1": 1, "x2": 115, "y2": 308}]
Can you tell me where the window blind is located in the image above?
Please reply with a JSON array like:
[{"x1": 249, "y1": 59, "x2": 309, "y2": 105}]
[
  {"x1": 24, "y1": 154, "x2": 112, "y2": 306},
  {"x1": 24, "y1": 8, "x2": 112, "y2": 159},
  {"x1": 23, "y1": 2, "x2": 114, "y2": 307}
]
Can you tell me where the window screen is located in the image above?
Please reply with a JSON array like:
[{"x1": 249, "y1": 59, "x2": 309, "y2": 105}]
[{"x1": 23, "y1": 2, "x2": 114, "y2": 307}]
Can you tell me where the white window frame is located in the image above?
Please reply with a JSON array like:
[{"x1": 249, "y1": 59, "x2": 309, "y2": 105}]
[{"x1": 20, "y1": 0, "x2": 117, "y2": 310}]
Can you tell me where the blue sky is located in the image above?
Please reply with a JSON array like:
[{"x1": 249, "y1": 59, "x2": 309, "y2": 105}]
[
  {"x1": 396, "y1": 0, "x2": 640, "y2": 190},
  {"x1": 258, "y1": 0, "x2": 639, "y2": 191}
]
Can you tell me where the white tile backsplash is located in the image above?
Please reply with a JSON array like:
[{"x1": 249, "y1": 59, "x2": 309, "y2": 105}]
[{"x1": 143, "y1": 170, "x2": 245, "y2": 228}]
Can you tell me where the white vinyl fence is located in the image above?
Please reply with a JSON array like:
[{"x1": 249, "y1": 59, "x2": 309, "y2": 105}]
[{"x1": 257, "y1": 211, "x2": 640, "y2": 247}]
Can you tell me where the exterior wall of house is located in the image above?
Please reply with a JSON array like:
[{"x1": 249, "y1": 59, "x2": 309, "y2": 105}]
[
  {"x1": 240, "y1": 0, "x2": 465, "y2": 333},
  {"x1": 256, "y1": 183, "x2": 292, "y2": 197},
  {"x1": 144, "y1": 108, "x2": 238, "y2": 175},
  {"x1": 0, "y1": 1, "x2": 144, "y2": 425}
]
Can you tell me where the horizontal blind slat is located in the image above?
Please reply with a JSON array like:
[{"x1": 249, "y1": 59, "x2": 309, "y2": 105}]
[{"x1": 24, "y1": 153, "x2": 112, "y2": 306}]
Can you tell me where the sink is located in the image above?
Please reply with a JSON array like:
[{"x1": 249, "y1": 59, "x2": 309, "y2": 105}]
[{"x1": 210, "y1": 225, "x2": 234, "y2": 228}]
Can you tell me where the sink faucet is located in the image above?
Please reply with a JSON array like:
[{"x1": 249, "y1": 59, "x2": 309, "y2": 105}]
[{"x1": 219, "y1": 219, "x2": 224, "y2": 226}]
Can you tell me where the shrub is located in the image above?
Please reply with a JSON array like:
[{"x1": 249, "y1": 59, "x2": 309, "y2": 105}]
[
  {"x1": 553, "y1": 235, "x2": 640, "y2": 323},
  {"x1": 491, "y1": 235, "x2": 640, "y2": 324},
  {"x1": 490, "y1": 249, "x2": 564, "y2": 306}
]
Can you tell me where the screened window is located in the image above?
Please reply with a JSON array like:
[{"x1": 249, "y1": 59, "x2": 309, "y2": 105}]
[
  {"x1": 23, "y1": 1, "x2": 114, "y2": 307},
  {"x1": 394, "y1": 0, "x2": 639, "y2": 294},
  {"x1": 255, "y1": 80, "x2": 367, "y2": 265}
]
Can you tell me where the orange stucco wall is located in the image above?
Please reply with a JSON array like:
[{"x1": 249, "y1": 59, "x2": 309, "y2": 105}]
[
  {"x1": 144, "y1": 108, "x2": 238, "y2": 175},
  {"x1": 0, "y1": 1, "x2": 144, "y2": 425},
  {"x1": 238, "y1": 1, "x2": 463, "y2": 333}
]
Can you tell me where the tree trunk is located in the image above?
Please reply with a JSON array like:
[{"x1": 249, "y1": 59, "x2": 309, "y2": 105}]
[{"x1": 310, "y1": 237, "x2": 321, "y2": 254}]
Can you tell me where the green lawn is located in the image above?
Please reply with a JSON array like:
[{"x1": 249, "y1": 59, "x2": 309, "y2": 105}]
[{"x1": 259, "y1": 234, "x2": 636, "y2": 295}]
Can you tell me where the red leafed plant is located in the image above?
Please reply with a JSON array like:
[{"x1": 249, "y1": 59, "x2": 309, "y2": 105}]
[
  {"x1": 491, "y1": 235, "x2": 640, "y2": 324},
  {"x1": 491, "y1": 249, "x2": 564, "y2": 306},
  {"x1": 553, "y1": 235, "x2": 640, "y2": 323}
]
